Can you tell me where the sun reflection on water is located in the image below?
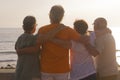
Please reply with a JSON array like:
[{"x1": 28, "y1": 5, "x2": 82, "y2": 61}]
[{"x1": 116, "y1": 51, "x2": 120, "y2": 66}]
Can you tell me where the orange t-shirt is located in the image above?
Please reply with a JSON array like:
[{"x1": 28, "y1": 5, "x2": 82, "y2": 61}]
[{"x1": 38, "y1": 24, "x2": 80, "y2": 73}]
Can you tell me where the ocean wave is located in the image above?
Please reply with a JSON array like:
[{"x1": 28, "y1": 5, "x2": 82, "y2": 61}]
[
  {"x1": 0, "y1": 60, "x2": 16, "y2": 62},
  {"x1": 0, "y1": 41, "x2": 15, "y2": 43},
  {"x1": 0, "y1": 51, "x2": 16, "y2": 54}
]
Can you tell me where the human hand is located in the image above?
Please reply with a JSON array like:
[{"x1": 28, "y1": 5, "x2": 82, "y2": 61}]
[{"x1": 95, "y1": 28, "x2": 112, "y2": 37}]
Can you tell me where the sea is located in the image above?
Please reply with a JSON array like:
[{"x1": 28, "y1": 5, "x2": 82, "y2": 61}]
[
  {"x1": 0, "y1": 28, "x2": 22, "y2": 68},
  {"x1": 0, "y1": 27, "x2": 120, "y2": 68}
]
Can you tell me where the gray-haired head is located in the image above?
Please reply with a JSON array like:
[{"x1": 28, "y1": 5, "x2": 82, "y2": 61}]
[{"x1": 49, "y1": 5, "x2": 64, "y2": 24}]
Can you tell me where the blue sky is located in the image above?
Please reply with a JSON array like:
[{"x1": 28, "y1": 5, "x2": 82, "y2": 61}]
[{"x1": 0, "y1": 0, "x2": 120, "y2": 29}]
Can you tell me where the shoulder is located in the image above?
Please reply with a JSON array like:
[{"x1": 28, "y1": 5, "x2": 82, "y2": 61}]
[
  {"x1": 103, "y1": 33, "x2": 115, "y2": 44},
  {"x1": 38, "y1": 24, "x2": 52, "y2": 33},
  {"x1": 64, "y1": 26, "x2": 74, "y2": 30},
  {"x1": 18, "y1": 33, "x2": 35, "y2": 42},
  {"x1": 97, "y1": 33, "x2": 113, "y2": 41},
  {"x1": 38, "y1": 24, "x2": 49, "y2": 31},
  {"x1": 23, "y1": 33, "x2": 35, "y2": 38},
  {"x1": 62, "y1": 26, "x2": 76, "y2": 33},
  {"x1": 71, "y1": 40, "x2": 85, "y2": 51},
  {"x1": 17, "y1": 33, "x2": 25, "y2": 40}
]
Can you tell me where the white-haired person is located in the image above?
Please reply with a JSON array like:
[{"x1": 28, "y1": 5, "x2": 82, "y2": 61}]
[{"x1": 93, "y1": 17, "x2": 118, "y2": 80}]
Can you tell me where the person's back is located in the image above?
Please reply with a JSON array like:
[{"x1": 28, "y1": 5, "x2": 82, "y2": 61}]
[
  {"x1": 38, "y1": 24, "x2": 80, "y2": 73},
  {"x1": 15, "y1": 33, "x2": 40, "y2": 80},
  {"x1": 70, "y1": 20, "x2": 97, "y2": 80},
  {"x1": 70, "y1": 40, "x2": 96, "y2": 80},
  {"x1": 94, "y1": 17, "x2": 118, "y2": 80},
  {"x1": 38, "y1": 5, "x2": 93, "y2": 80},
  {"x1": 95, "y1": 33, "x2": 118, "y2": 77},
  {"x1": 15, "y1": 16, "x2": 40, "y2": 80}
]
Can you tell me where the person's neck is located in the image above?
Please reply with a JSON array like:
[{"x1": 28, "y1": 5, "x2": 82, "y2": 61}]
[
  {"x1": 80, "y1": 32, "x2": 88, "y2": 36},
  {"x1": 24, "y1": 31, "x2": 32, "y2": 34},
  {"x1": 50, "y1": 21, "x2": 60, "y2": 24}
]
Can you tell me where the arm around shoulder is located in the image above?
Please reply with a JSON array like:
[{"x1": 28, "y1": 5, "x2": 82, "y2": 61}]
[
  {"x1": 16, "y1": 43, "x2": 40, "y2": 54},
  {"x1": 50, "y1": 38, "x2": 72, "y2": 49}
]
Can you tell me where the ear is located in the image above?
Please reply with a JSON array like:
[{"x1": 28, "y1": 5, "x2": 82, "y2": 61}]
[{"x1": 31, "y1": 26, "x2": 36, "y2": 33}]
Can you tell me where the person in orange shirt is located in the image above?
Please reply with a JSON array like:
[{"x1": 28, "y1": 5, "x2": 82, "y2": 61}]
[
  {"x1": 38, "y1": 5, "x2": 90, "y2": 80},
  {"x1": 17, "y1": 5, "x2": 90, "y2": 80}
]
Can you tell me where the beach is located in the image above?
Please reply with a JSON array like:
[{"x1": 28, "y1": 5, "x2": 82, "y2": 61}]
[{"x1": 0, "y1": 28, "x2": 120, "y2": 80}]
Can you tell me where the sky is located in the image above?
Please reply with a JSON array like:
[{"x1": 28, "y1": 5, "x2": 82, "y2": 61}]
[{"x1": 0, "y1": 0, "x2": 120, "y2": 29}]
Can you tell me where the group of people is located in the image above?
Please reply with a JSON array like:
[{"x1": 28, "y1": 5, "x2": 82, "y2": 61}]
[{"x1": 15, "y1": 5, "x2": 118, "y2": 80}]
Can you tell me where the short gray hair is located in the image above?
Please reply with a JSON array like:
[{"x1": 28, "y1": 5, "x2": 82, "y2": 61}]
[{"x1": 49, "y1": 5, "x2": 64, "y2": 23}]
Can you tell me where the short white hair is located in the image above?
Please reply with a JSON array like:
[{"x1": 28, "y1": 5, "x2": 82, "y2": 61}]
[{"x1": 94, "y1": 17, "x2": 107, "y2": 29}]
